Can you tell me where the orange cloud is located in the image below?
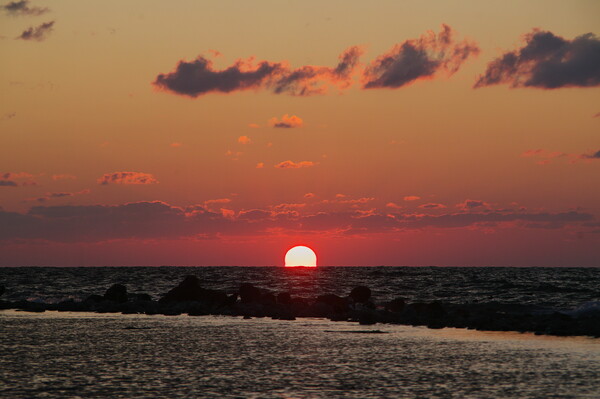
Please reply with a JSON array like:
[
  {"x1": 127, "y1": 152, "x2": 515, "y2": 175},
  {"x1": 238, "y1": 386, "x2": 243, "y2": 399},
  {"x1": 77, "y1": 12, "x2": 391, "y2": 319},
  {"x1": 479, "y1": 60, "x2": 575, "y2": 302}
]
[
  {"x1": 256, "y1": 162, "x2": 264, "y2": 169},
  {"x1": 386, "y1": 202, "x2": 402, "y2": 209},
  {"x1": 274, "y1": 160, "x2": 316, "y2": 169},
  {"x1": 268, "y1": 114, "x2": 303, "y2": 128},
  {"x1": 248, "y1": 123, "x2": 260, "y2": 128},
  {"x1": 304, "y1": 192, "x2": 315, "y2": 198},
  {"x1": 403, "y1": 195, "x2": 421, "y2": 201},
  {"x1": 238, "y1": 135, "x2": 251, "y2": 144},
  {"x1": 97, "y1": 172, "x2": 158, "y2": 185},
  {"x1": 170, "y1": 142, "x2": 182, "y2": 148}
]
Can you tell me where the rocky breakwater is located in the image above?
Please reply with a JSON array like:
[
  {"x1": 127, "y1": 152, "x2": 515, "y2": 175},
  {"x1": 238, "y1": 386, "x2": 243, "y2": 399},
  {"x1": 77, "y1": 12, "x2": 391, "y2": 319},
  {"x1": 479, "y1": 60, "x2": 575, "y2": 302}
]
[{"x1": 0, "y1": 276, "x2": 598, "y2": 338}]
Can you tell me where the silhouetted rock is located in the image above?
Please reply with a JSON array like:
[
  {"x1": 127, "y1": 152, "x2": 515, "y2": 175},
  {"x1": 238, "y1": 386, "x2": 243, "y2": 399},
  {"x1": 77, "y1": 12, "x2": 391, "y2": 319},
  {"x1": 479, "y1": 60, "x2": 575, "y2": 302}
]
[
  {"x1": 316, "y1": 294, "x2": 347, "y2": 311},
  {"x1": 358, "y1": 312, "x2": 377, "y2": 325},
  {"x1": 129, "y1": 293, "x2": 152, "y2": 301},
  {"x1": 260, "y1": 292, "x2": 276, "y2": 305},
  {"x1": 160, "y1": 275, "x2": 229, "y2": 307},
  {"x1": 239, "y1": 283, "x2": 261, "y2": 303},
  {"x1": 85, "y1": 294, "x2": 104, "y2": 303},
  {"x1": 277, "y1": 292, "x2": 291, "y2": 305},
  {"x1": 350, "y1": 286, "x2": 371, "y2": 303},
  {"x1": 0, "y1": 285, "x2": 5, "y2": 297},
  {"x1": 104, "y1": 284, "x2": 128, "y2": 303},
  {"x1": 386, "y1": 298, "x2": 406, "y2": 312}
]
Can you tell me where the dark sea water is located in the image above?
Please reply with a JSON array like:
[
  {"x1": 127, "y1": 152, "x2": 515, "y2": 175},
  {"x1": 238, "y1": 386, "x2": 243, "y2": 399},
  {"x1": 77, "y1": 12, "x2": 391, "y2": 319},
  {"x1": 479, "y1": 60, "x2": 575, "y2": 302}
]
[
  {"x1": 2, "y1": 267, "x2": 600, "y2": 398},
  {"x1": 1, "y1": 266, "x2": 599, "y2": 311}
]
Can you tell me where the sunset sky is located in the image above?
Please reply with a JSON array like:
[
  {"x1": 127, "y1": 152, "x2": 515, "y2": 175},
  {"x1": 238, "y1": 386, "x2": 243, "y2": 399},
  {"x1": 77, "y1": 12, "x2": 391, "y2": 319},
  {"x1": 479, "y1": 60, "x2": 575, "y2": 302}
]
[{"x1": 1, "y1": 0, "x2": 599, "y2": 266}]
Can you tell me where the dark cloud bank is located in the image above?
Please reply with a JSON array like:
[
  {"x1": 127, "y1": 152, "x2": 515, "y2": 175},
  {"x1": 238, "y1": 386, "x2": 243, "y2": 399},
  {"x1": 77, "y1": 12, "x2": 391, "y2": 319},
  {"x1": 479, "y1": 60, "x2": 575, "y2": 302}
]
[
  {"x1": 475, "y1": 29, "x2": 600, "y2": 89},
  {"x1": 154, "y1": 25, "x2": 478, "y2": 97},
  {"x1": 0, "y1": 201, "x2": 593, "y2": 243}
]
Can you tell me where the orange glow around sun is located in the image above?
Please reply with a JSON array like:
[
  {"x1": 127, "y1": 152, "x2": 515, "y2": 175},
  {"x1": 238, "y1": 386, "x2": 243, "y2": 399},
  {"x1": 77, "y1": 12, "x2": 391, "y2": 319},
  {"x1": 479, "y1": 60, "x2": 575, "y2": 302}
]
[{"x1": 284, "y1": 246, "x2": 317, "y2": 267}]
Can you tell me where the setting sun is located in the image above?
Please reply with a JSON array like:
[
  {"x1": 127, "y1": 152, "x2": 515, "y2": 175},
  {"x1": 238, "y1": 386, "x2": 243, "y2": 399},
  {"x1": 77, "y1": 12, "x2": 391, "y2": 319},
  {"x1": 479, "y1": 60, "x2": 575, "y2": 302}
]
[{"x1": 284, "y1": 246, "x2": 317, "y2": 267}]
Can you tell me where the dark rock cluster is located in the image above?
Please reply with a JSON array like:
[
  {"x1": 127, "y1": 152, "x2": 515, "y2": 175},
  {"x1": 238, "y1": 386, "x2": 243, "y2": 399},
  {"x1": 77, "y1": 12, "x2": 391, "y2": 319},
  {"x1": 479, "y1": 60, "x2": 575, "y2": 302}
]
[{"x1": 0, "y1": 276, "x2": 598, "y2": 338}]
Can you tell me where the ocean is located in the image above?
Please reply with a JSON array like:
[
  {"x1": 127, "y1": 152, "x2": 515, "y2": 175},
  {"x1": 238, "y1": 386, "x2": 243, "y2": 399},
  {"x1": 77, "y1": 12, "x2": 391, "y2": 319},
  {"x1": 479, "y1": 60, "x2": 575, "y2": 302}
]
[{"x1": 1, "y1": 266, "x2": 599, "y2": 398}]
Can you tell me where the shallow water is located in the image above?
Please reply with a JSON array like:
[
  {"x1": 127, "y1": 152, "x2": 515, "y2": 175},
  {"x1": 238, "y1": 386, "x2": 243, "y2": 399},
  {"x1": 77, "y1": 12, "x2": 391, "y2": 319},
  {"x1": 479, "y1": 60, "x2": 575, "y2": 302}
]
[{"x1": 1, "y1": 311, "x2": 599, "y2": 398}]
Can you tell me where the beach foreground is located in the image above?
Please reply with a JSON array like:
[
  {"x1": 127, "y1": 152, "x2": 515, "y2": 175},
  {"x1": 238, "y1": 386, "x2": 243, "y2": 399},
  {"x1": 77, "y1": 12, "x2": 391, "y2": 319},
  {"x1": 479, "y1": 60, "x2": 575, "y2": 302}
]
[{"x1": 1, "y1": 311, "x2": 599, "y2": 398}]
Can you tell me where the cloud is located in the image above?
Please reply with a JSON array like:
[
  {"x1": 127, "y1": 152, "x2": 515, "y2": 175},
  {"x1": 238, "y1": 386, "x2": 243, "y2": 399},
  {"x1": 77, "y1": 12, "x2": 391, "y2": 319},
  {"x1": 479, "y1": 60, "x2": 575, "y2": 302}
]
[
  {"x1": 154, "y1": 56, "x2": 284, "y2": 97},
  {"x1": 474, "y1": 29, "x2": 600, "y2": 89},
  {"x1": 237, "y1": 135, "x2": 251, "y2": 144},
  {"x1": 0, "y1": 180, "x2": 18, "y2": 187},
  {"x1": 580, "y1": 149, "x2": 600, "y2": 160},
  {"x1": 271, "y1": 46, "x2": 364, "y2": 96},
  {"x1": 256, "y1": 162, "x2": 264, "y2": 169},
  {"x1": 97, "y1": 172, "x2": 158, "y2": 185},
  {"x1": 1, "y1": 112, "x2": 16, "y2": 121},
  {"x1": 386, "y1": 202, "x2": 402, "y2": 209},
  {"x1": 1, "y1": 172, "x2": 36, "y2": 187},
  {"x1": 456, "y1": 199, "x2": 489, "y2": 210},
  {"x1": 269, "y1": 114, "x2": 303, "y2": 128},
  {"x1": 17, "y1": 21, "x2": 54, "y2": 41},
  {"x1": 304, "y1": 192, "x2": 315, "y2": 199},
  {"x1": 248, "y1": 123, "x2": 260, "y2": 128},
  {"x1": 594, "y1": 112, "x2": 600, "y2": 118},
  {"x1": 362, "y1": 24, "x2": 479, "y2": 89},
  {"x1": 170, "y1": 142, "x2": 182, "y2": 148},
  {"x1": 0, "y1": 200, "x2": 594, "y2": 243},
  {"x1": 403, "y1": 195, "x2": 420, "y2": 201},
  {"x1": 153, "y1": 46, "x2": 363, "y2": 97},
  {"x1": 419, "y1": 203, "x2": 447, "y2": 209},
  {"x1": 30, "y1": 189, "x2": 90, "y2": 203},
  {"x1": 2, "y1": 0, "x2": 49, "y2": 16},
  {"x1": 274, "y1": 160, "x2": 316, "y2": 169}
]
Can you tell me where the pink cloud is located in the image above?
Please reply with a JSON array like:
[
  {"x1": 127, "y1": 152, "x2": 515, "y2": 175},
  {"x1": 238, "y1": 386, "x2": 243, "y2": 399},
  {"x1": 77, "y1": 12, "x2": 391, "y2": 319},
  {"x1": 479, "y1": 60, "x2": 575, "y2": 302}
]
[
  {"x1": 419, "y1": 203, "x2": 447, "y2": 209},
  {"x1": 403, "y1": 195, "x2": 421, "y2": 201}
]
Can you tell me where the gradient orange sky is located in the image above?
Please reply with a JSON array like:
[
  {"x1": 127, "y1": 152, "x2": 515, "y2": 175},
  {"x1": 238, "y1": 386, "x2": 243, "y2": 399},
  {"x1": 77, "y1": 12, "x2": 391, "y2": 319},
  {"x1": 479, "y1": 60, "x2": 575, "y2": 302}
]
[{"x1": 1, "y1": 0, "x2": 599, "y2": 266}]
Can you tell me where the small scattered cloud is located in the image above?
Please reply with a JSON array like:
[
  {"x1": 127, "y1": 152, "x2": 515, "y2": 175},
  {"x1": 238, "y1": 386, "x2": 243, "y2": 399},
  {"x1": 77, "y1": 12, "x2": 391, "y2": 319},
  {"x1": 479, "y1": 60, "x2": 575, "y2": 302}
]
[
  {"x1": 456, "y1": 199, "x2": 489, "y2": 210},
  {"x1": 363, "y1": 24, "x2": 479, "y2": 89},
  {"x1": 1, "y1": 112, "x2": 16, "y2": 121},
  {"x1": 475, "y1": 29, "x2": 600, "y2": 89},
  {"x1": 0, "y1": 180, "x2": 18, "y2": 187},
  {"x1": 269, "y1": 114, "x2": 303, "y2": 128},
  {"x1": 386, "y1": 202, "x2": 402, "y2": 209},
  {"x1": 225, "y1": 150, "x2": 242, "y2": 160},
  {"x1": 52, "y1": 174, "x2": 76, "y2": 181},
  {"x1": 1, "y1": 172, "x2": 36, "y2": 187},
  {"x1": 304, "y1": 192, "x2": 315, "y2": 199},
  {"x1": 521, "y1": 148, "x2": 570, "y2": 164},
  {"x1": 237, "y1": 135, "x2": 251, "y2": 144},
  {"x1": 580, "y1": 149, "x2": 600, "y2": 160},
  {"x1": 30, "y1": 189, "x2": 90, "y2": 203},
  {"x1": 17, "y1": 21, "x2": 54, "y2": 41},
  {"x1": 248, "y1": 123, "x2": 260, "y2": 128},
  {"x1": 403, "y1": 195, "x2": 421, "y2": 201},
  {"x1": 170, "y1": 142, "x2": 182, "y2": 148},
  {"x1": 256, "y1": 162, "x2": 264, "y2": 169},
  {"x1": 593, "y1": 112, "x2": 600, "y2": 118},
  {"x1": 274, "y1": 160, "x2": 316, "y2": 169},
  {"x1": 97, "y1": 172, "x2": 158, "y2": 185},
  {"x1": 419, "y1": 203, "x2": 447, "y2": 209},
  {"x1": 2, "y1": 0, "x2": 49, "y2": 16}
]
